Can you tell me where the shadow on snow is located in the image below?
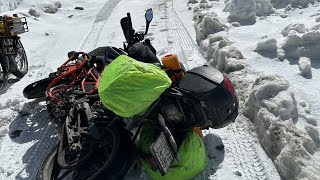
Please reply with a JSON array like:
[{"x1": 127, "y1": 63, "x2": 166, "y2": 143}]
[{"x1": 8, "y1": 99, "x2": 57, "y2": 179}]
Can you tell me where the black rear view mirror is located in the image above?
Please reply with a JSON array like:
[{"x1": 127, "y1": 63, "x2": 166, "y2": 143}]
[
  {"x1": 145, "y1": 8, "x2": 153, "y2": 22},
  {"x1": 144, "y1": 8, "x2": 153, "y2": 35}
]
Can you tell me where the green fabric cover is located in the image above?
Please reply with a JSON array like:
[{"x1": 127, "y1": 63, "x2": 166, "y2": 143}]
[
  {"x1": 98, "y1": 55, "x2": 172, "y2": 117},
  {"x1": 139, "y1": 124, "x2": 207, "y2": 180}
]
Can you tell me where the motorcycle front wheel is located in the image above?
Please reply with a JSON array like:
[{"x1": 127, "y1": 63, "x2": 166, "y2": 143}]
[
  {"x1": 36, "y1": 125, "x2": 136, "y2": 180},
  {"x1": 23, "y1": 77, "x2": 52, "y2": 99},
  {"x1": 23, "y1": 76, "x2": 69, "y2": 99}
]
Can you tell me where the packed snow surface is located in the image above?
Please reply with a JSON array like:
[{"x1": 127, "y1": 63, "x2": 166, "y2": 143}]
[
  {"x1": 0, "y1": 0, "x2": 319, "y2": 179},
  {"x1": 190, "y1": 0, "x2": 320, "y2": 179},
  {"x1": 0, "y1": 0, "x2": 21, "y2": 12}
]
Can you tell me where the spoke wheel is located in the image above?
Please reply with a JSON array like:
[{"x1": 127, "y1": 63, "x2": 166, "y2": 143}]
[
  {"x1": 36, "y1": 125, "x2": 135, "y2": 180},
  {"x1": 4, "y1": 38, "x2": 28, "y2": 78}
]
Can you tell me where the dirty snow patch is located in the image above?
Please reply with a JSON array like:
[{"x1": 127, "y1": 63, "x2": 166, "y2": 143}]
[{"x1": 244, "y1": 74, "x2": 320, "y2": 179}]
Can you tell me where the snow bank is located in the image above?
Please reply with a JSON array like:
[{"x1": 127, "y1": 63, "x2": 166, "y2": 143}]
[
  {"x1": 282, "y1": 24, "x2": 306, "y2": 37},
  {"x1": 224, "y1": 0, "x2": 274, "y2": 21},
  {"x1": 199, "y1": 35, "x2": 245, "y2": 73},
  {"x1": 224, "y1": 0, "x2": 315, "y2": 19},
  {"x1": 244, "y1": 75, "x2": 320, "y2": 180},
  {"x1": 0, "y1": 0, "x2": 22, "y2": 13},
  {"x1": 194, "y1": 14, "x2": 226, "y2": 44},
  {"x1": 298, "y1": 57, "x2": 312, "y2": 78},
  {"x1": 270, "y1": 0, "x2": 314, "y2": 8}
]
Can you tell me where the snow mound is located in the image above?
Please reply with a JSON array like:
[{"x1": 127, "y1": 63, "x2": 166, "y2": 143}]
[
  {"x1": 270, "y1": 0, "x2": 314, "y2": 9},
  {"x1": 277, "y1": 48, "x2": 285, "y2": 61},
  {"x1": 298, "y1": 57, "x2": 312, "y2": 78},
  {"x1": 305, "y1": 126, "x2": 320, "y2": 147},
  {"x1": 254, "y1": 38, "x2": 277, "y2": 57},
  {"x1": 200, "y1": 35, "x2": 245, "y2": 73},
  {"x1": 231, "y1": 22, "x2": 241, "y2": 27},
  {"x1": 224, "y1": 0, "x2": 314, "y2": 19},
  {"x1": 227, "y1": 0, "x2": 257, "y2": 24},
  {"x1": 282, "y1": 30, "x2": 320, "y2": 60},
  {"x1": 193, "y1": 10, "x2": 217, "y2": 23},
  {"x1": 256, "y1": 0, "x2": 275, "y2": 16},
  {"x1": 244, "y1": 75, "x2": 320, "y2": 180},
  {"x1": 281, "y1": 32, "x2": 303, "y2": 59},
  {"x1": 223, "y1": 0, "x2": 231, "y2": 12},
  {"x1": 53, "y1": 1, "x2": 61, "y2": 8},
  {"x1": 0, "y1": 0, "x2": 22, "y2": 13},
  {"x1": 193, "y1": 1, "x2": 213, "y2": 12},
  {"x1": 195, "y1": 14, "x2": 226, "y2": 44},
  {"x1": 44, "y1": 2, "x2": 58, "y2": 14},
  {"x1": 188, "y1": 0, "x2": 199, "y2": 4},
  {"x1": 282, "y1": 24, "x2": 306, "y2": 37},
  {"x1": 210, "y1": 45, "x2": 244, "y2": 72},
  {"x1": 310, "y1": 23, "x2": 320, "y2": 31},
  {"x1": 28, "y1": 8, "x2": 41, "y2": 17},
  {"x1": 200, "y1": 35, "x2": 229, "y2": 59}
]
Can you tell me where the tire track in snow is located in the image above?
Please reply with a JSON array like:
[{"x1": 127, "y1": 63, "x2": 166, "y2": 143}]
[
  {"x1": 159, "y1": 0, "x2": 280, "y2": 179},
  {"x1": 159, "y1": 0, "x2": 206, "y2": 70},
  {"x1": 219, "y1": 124, "x2": 268, "y2": 179},
  {"x1": 194, "y1": 116, "x2": 280, "y2": 180},
  {"x1": 79, "y1": 0, "x2": 121, "y2": 52}
]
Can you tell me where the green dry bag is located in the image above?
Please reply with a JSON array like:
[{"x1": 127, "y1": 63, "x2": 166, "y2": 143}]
[
  {"x1": 139, "y1": 124, "x2": 207, "y2": 180},
  {"x1": 98, "y1": 55, "x2": 172, "y2": 117}
]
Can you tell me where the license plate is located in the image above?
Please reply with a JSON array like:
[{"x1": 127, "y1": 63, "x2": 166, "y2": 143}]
[{"x1": 150, "y1": 132, "x2": 174, "y2": 176}]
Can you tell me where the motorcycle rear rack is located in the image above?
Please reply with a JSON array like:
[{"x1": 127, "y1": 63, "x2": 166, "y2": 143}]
[{"x1": 0, "y1": 15, "x2": 29, "y2": 37}]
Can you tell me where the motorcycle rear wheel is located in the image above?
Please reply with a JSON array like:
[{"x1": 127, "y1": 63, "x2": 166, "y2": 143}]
[
  {"x1": 36, "y1": 125, "x2": 135, "y2": 180},
  {"x1": 4, "y1": 38, "x2": 28, "y2": 78}
]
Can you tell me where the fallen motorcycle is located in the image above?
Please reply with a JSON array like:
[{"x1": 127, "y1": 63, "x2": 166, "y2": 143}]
[
  {"x1": 24, "y1": 9, "x2": 239, "y2": 180},
  {"x1": 0, "y1": 14, "x2": 28, "y2": 94}
]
